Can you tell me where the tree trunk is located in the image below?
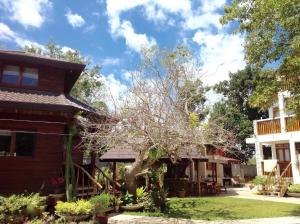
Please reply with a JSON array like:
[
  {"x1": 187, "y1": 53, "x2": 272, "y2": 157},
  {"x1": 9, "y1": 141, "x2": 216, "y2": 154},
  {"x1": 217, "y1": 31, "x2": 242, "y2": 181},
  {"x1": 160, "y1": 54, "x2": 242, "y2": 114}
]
[{"x1": 124, "y1": 157, "x2": 153, "y2": 194}]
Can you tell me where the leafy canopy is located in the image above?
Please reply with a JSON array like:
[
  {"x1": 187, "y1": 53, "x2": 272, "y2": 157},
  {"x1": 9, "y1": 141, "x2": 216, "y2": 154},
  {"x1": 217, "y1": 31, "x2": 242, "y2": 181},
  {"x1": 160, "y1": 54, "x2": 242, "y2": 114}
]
[
  {"x1": 221, "y1": 0, "x2": 300, "y2": 114},
  {"x1": 24, "y1": 41, "x2": 106, "y2": 109},
  {"x1": 211, "y1": 67, "x2": 267, "y2": 162}
]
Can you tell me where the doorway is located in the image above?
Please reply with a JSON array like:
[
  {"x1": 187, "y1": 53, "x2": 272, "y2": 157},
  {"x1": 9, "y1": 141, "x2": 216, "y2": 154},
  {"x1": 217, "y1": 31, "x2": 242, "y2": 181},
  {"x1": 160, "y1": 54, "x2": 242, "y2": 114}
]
[{"x1": 275, "y1": 143, "x2": 292, "y2": 176}]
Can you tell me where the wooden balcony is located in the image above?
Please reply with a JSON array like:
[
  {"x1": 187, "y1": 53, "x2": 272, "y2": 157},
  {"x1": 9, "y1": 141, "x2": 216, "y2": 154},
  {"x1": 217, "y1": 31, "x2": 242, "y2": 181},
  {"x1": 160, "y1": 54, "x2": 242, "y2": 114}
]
[
  {"x1": 285, "y1": 116, "x2": 300, "y2": 132},
  {"x1": 257, "y1": 118, "x2": 281, "y2": 135}
]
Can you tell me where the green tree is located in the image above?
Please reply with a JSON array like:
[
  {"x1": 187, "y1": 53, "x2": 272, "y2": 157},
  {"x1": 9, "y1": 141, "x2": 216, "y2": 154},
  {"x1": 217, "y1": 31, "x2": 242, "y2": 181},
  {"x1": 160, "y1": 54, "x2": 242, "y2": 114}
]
[
  {"x1": 221, "y1": 0, "x2": 300, "y2": 114},
  {"x1": 24, "y1": 41, "x2": 106, "y2": 109},
  {"x1": 210, "y1": 67, "x2": 267, "y2": 162}
]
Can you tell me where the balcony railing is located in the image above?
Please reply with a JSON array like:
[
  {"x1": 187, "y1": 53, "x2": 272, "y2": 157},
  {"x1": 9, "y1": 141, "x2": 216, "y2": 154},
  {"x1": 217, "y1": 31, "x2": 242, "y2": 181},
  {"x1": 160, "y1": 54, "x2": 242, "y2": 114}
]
[
  {"x1": 285, "y1": 116, "x2": 300, "y2": 132},
  {"x1": 257, "y1": 118, "x2": 281, "y2": 135}
]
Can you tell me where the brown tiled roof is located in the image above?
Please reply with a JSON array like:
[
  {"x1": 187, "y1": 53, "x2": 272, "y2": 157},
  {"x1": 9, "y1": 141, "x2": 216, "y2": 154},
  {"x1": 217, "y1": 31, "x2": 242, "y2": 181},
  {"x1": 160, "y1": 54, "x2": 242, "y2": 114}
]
[
  {"x1": 100, "y1": 145, "x2": 208, "y2": 162},
  {"x1": 0, "y1": 87, "x2": 96, "y2": 113}
]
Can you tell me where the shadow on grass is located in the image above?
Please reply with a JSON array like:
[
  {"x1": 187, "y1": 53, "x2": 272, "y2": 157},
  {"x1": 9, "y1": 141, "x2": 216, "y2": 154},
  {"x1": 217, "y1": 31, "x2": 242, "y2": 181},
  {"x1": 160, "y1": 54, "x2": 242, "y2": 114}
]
[{"x1": 288, "y1": 206, "x2": 300, "y2": 217}]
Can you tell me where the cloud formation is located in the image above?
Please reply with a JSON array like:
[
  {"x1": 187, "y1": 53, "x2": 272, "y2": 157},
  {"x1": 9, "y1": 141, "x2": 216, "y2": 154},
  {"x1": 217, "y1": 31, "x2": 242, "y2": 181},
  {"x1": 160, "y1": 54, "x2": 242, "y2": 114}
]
[
  {"x1": 0, "y1": 0, "x2": 52, "y2": 28},
  {"x1": 65, "y1": 10, "x2": 86, "y2": 28}
]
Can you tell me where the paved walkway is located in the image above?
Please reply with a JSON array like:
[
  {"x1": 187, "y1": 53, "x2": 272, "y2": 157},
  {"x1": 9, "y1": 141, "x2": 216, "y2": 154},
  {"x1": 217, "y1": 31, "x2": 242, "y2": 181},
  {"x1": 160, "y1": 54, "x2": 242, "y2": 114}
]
[
  {"x1": 108, "y1": 214, "x2": 300, "y2": 224},
  {"x1": 226, "y1": 187, "x2": 300, "y2": 204}
]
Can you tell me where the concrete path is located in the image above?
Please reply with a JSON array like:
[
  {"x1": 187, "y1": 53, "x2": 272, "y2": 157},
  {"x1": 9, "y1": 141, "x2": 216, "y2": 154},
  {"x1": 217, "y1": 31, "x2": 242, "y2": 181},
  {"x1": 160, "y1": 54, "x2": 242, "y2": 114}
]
[
  {"x1": 226, "y1": 187, "x2": 300, "y2": 204},
  {"x1": 108, "y1": 214, "x2": 300, "y2": 224}
]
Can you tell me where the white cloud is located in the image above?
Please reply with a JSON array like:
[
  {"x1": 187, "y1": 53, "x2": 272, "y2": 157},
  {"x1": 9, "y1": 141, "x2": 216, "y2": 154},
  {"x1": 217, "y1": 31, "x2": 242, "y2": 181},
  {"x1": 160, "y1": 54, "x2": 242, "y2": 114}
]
[
  {"x1": 119, "y1": 21, "x2": 156, "y2": 52},
  {"x1": 184, "y1": 12, "x2": 222, "y2": 30},
  {"x1": 65, "y1": 10, "x2": 86, "y2": 28},
  {"x1": 193, "y1": 30, "x2": 245, "y2": 85},
  {"x1": 61, "y1": 46, "x2": 75, "y2": 53},
  {"x1": 0, "y1": 22, "x2": 45, "y2": 49},
  {"x1": 101, "y1": 57, "x2": 121, "y2": 66},
  {"x1": 0, "y1": 0, "x2": 51, "y2": 28},
  {"x1": 83, "y1": 24, "x2": 96, "y2": 33}
]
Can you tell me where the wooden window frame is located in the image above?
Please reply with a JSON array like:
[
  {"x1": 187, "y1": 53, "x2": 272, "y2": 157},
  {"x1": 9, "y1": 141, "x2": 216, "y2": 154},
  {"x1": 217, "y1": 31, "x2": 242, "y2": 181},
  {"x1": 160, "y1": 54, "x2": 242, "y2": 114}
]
[
  {"x1": 0, "y1": 64, "x2": 39, "y2": 88},
  {"x1": 0, "y1": 129, "x2": 36, "y2": 158}
]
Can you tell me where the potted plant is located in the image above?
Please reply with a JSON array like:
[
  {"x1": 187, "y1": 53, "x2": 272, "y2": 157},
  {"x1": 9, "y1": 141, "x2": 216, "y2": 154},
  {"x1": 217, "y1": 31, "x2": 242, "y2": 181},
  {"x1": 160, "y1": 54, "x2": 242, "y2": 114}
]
[
  {"x1": 112, "y1": 196, "x2": 122, "y2": 212},
  {"x1": 55, "y1": 200, "x2": 92, "y2": 222},
  {"x1": 178, "y1": 188, "x2": 186, "y2": 198},
  {"x1": 287, "y1": 184, "x2": 300, "y2": 198},
  {"x1": 90, "y1": 193, "x2": 113, "y2": 224},
  {"x1": 49, "y1": 177, "x2": 65, "y2": 194},
  {"x1": 249, "y1": 176, "x2": 265, "y2": 193}
]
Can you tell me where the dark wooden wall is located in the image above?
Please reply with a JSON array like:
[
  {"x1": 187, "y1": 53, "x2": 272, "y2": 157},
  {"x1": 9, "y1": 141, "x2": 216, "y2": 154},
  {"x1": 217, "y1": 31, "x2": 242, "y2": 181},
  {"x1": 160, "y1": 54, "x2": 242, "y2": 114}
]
[{"x1": 0, "y1": 112, "x2": 66, "y2": 193}]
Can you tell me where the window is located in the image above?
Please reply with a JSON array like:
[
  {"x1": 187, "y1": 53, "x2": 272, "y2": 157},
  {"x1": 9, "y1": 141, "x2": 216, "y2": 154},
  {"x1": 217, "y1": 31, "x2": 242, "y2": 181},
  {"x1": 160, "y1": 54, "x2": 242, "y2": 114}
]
[
  {"x1": 263, "y1": 145, "x2": 272, "y2": 160},
  {"x1": 2, "y1": 65, "x2": 20, "y2": 85},
  {"x1": 22, "y1": 68, "x2": 38, "y2": 86},
  {"x1": 0, "y1": 130, "x2": 35, "y2": 157},
  {"x1": 276, "y1": 143, "x2": 290, "y2": 161},
  {"x1": 0, "y1": 130, "x2": 11, "y2": 156},
  {"x1": 1, "y1": 65, "x2": 38, "y2": 87}
]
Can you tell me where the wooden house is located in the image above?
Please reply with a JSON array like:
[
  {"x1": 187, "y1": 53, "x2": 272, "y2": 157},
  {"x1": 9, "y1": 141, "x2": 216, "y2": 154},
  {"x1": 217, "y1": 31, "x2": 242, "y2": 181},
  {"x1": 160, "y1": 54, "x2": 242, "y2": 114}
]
[{"x1": 0, "y1": 50, "x2": 96, "y2": 194}]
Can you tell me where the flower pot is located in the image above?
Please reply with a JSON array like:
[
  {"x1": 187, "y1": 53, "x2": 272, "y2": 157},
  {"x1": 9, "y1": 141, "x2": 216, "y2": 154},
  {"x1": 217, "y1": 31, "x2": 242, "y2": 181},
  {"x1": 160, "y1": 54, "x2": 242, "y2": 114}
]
[
  {"x1": 178, "y1": 190, "x2": 186, "y2": 198},
  {"x1": 287, "y1": 192, "x2": 300, "y2": 198},
  {"x1": 56, "y1": 212, "x2": 91, "y2": 222},
  {"x1": 114, "y1": 205, "x2": 120, "y2": 212},
  {"x1": 97, "y1": 215, "x2": 108, "y2": 224},
  {"x1": 120, "y1": 204, "x2": 144, "y2": 211}
]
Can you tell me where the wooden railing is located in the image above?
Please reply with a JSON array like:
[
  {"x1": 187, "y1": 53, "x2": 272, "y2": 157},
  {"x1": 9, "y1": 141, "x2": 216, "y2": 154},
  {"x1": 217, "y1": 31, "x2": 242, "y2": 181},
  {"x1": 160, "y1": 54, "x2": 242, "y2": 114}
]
[
  {"x1": 73, "y1": 163, "x2": 102, "y2": 198},
  {"x1": 285, "y1": 116, "x2": 300, "y2": 132},
  {"x1": 264, "y1": 165, "x2": 277, "y2": 193},
  {"x1": 257, "y1": 118, "x2": 281, "y2": 135},
  {"x1": 277, "y1": 162, "x2": 292, "y2": 197}
]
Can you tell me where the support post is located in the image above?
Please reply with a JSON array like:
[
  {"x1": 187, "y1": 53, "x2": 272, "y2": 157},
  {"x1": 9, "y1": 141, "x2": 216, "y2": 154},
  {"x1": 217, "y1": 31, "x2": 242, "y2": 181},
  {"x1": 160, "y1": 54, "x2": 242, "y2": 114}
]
[
  {"x1": 289, "y1": 140, "x2": 300, "y2": 183},
  {"x1": 189, "y1": 160, "x2": 194, "y2": 195},
  {"x1": 112, "y1": 162, "x2": 117, "y2": 195},
  {"x1": 278, "y1": 92, "x2": 286, "y2": 133},
  {"x1": 255, "y1": 142, "x2": 263, "y2": 175}
]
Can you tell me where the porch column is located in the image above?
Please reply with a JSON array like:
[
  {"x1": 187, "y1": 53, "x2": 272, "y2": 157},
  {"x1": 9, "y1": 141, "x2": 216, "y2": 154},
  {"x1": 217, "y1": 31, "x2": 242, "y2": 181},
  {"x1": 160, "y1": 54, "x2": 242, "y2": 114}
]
[
  {"x1": 289, "y1": 140, "x2": 300, "y2": 183},
  {"x1": 255, "y1": 142, "x2": 263, "y2": 175},
  {"x1": 278, "y1": 92, "x2": 286, "y2": 133},
  {"x1": 189, "y1": 160, "x2": 194, "y2": 195},
  {"x1": 197, "y1": 160, "x2": 201, "y2": 195},
  {"x1": 112, "y1": 162, "x2": 117, "y2": 194},
  {"x1": 271, "y1": 143, "x2": 276, "y2": 160}
]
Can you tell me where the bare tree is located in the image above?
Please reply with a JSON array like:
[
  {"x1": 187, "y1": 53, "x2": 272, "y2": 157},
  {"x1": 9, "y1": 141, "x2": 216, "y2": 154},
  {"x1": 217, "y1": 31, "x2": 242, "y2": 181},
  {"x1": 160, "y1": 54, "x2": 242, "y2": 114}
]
[{"x1": 78, "y1": 46, "x2": 236, "y2": 193}]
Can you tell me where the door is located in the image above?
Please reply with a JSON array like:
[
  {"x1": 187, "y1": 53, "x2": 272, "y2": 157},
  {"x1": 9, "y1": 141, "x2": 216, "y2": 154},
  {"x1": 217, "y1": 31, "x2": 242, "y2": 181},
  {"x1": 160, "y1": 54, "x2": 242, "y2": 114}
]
[{"x1": 276, "y1": 143, "x2": 292, "y2": 176}]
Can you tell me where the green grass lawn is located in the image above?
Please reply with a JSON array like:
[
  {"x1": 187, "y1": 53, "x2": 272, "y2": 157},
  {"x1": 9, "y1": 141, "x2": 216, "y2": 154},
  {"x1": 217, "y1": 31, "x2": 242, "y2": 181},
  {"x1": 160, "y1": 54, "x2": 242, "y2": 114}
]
[{"x1": 126, "y1": 197, "x2": 300, "y2": 220}]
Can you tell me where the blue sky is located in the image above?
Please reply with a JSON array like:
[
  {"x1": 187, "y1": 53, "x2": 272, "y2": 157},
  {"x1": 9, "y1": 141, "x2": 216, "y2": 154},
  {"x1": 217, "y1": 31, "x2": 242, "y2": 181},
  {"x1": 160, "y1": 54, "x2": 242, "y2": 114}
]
[{"x1": 0, "y1": 0, "x2": 245, "y2": 103}]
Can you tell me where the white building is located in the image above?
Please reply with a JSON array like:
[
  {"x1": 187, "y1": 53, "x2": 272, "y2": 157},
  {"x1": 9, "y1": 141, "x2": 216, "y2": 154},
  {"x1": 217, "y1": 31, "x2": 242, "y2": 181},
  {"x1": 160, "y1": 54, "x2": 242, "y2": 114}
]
[{"x1": 246, "y1": 91, "x2": 300, "y2": 185}]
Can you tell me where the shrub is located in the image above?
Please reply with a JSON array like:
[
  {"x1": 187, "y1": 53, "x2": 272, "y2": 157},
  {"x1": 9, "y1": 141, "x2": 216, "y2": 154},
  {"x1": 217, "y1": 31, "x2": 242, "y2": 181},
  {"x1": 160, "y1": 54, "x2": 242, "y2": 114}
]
[
  {"x1": 249, "y1": 176, "x2": 266, "y2": 186},
  {"x1": 90, "y1": 193, "x2": 113, "y2": 215},
  {"x1": 0, "y1": 193, "x2": 46, "y2": 223},
  {"x1": 288, "y1": 184, "x2": 300, "y2": 193},
  {"x1": 55, "y1": 200, "x2": 92, "y2": 216}
]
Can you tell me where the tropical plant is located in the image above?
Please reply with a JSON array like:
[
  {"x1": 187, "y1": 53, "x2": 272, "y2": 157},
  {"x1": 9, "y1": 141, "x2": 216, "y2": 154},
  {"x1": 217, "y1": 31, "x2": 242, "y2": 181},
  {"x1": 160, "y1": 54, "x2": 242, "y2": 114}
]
[
  {"x1": 122, "y1": 191, "x2": 134, "y2": 205},
  {"x1": 55, "y1": 200, "x2": 92, "y2": 216},
  {"x1": 64, "y1": 125, "x2": 77, "y2": 202},
  {"x1": 90, "y1": 193, "x2": 113, "y2": 215},
  {"x1": 136, "y1": 187, "x2": 146, "y2": 204}
]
